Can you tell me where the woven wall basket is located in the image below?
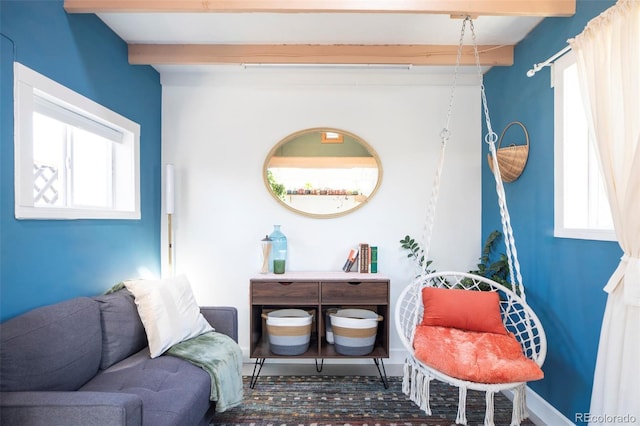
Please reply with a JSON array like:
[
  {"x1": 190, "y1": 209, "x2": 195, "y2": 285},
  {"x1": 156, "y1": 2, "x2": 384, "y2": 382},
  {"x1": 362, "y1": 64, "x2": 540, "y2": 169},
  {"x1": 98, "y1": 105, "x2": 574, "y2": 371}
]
[{"x1": 487, "y1": 121, "x2": 530, "y2": 183}]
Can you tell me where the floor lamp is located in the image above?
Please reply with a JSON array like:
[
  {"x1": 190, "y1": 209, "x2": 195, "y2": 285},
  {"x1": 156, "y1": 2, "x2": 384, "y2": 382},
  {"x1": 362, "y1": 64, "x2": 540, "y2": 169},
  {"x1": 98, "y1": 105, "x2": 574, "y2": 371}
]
[{"x1": 166, "y1": 164, "x2": 175, "y2": 277}]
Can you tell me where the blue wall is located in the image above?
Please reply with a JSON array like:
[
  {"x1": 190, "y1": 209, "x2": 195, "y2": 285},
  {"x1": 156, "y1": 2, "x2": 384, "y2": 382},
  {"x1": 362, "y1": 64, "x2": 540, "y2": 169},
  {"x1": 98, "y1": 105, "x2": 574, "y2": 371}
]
[
  {"x1": 0, "y1": 0, "x2": 626, "y2": 420},
  {"x1": 482, "y1": 0, "x2": 621, "y2": 421},
  {"x1": 0, "y1": 1, "x2": 161, "y2": 321}
]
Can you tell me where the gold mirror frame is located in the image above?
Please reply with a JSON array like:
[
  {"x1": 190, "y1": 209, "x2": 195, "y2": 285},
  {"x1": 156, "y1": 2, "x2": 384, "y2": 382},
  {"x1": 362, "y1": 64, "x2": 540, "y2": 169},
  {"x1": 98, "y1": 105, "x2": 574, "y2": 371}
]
[{"x1": 263, "y1": 128, "x2": 383, "y2": 219}]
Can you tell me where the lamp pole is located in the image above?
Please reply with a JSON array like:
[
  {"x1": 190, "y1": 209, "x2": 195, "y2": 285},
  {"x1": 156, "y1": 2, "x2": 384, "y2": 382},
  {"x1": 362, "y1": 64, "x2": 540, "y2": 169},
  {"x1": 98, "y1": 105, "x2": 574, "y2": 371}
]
[{"x1": 166, "y1": 164, "x2": 175, "y2": 276}]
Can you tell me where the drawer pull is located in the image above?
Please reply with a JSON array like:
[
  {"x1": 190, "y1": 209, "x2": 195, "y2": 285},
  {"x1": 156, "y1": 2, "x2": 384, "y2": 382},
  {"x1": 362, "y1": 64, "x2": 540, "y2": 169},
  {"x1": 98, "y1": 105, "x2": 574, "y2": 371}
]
[
  {"x1": 278, "y1": 281, "x2": 293, "y2": 286},
  {"x1": 347, "y1": 281, "x2": 361, "y2": 286}
]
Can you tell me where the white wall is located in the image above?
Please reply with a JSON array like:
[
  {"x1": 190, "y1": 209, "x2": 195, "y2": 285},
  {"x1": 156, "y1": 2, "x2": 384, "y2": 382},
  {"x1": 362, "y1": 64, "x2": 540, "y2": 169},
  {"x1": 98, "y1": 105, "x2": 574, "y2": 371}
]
[{"x1": 161, "y1": 69, "x2": 482, "y2": 363}]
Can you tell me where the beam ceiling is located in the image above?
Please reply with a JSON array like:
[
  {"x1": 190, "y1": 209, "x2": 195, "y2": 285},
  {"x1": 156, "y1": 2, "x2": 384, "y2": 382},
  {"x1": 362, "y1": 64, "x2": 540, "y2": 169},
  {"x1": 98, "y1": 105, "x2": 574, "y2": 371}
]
[
  {"x1": 129, "y1": 44, "x2": 514, "y2": 67},
  {"x1": 64, "y1": 0, "x2": 575, "y2": 16},
  {"x1": 65, "y1": 0, "x2": 574, "y2": 67}
]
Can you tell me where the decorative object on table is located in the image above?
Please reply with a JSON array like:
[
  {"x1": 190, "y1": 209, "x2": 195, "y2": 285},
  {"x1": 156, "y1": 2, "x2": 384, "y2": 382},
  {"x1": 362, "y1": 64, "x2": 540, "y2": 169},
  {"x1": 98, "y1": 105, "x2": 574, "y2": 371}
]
[
  {"x1": 330, "y1": 308, "x2": 382, "y2": 356},
  {"x1": 268, "y1": 225, "x2": 287, "y2": 274},
  {"x1": 359, "y1": 243, "x2": 370, "y2": 273},
  {"x1": 370, "y1": 246, "x2": 378, "y2": 273},
  {"x1": 487, "y1": 121, "x2": 530, "y2": 183},
  {"x1": 273, "y1": 260, "x2": 285, "y2": 274},
  {"x1": 342, "y1": 247, "x2": 359, "y2": 272},
  {"x1": 262, "y1": 309, "x2": 313, "y2": 355},
  {"x1": 260, "y1": 235, "x2": 272, "y2": 274},
  {"x1": 165, "y1": 164, "x2": 175, "y2": 276}
]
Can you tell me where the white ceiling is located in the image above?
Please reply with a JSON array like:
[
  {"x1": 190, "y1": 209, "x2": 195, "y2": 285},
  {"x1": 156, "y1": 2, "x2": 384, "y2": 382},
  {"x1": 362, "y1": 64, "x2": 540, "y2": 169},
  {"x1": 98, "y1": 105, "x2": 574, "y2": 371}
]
[
  {"x1": 98, "y1": 13, "x2": 542, "y2": 45},
  {"x1": 96, "y1": 13, "x2": 544, "y2": 74}
]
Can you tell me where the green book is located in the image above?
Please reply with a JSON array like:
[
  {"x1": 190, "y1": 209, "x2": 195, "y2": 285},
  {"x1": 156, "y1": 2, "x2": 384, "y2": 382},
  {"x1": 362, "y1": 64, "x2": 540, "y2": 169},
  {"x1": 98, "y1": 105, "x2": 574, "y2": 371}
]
[{"x1": 370, "y1": 246, "x2": 378, "y2": 273}]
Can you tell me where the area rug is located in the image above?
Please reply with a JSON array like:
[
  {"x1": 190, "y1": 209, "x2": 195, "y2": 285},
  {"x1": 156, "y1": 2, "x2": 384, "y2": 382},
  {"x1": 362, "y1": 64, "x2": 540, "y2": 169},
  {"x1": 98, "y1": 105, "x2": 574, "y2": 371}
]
[{"x1": 211, "y1": 375, "x2": 535, "y2": 425}]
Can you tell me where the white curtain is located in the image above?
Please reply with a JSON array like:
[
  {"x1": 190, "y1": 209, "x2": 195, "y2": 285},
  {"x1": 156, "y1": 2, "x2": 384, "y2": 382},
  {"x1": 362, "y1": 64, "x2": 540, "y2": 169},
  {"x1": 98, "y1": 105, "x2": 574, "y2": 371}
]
[{"x1": 569, "y1": 0, "x2": 640, "y2": 424}]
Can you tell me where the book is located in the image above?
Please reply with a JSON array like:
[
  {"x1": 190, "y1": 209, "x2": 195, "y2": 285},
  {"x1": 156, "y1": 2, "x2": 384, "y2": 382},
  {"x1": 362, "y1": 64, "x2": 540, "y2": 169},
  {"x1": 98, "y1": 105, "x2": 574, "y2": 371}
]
[
  {"x1": 342, "y1": 248, "x2": 359, "y2": 272},
  {"x1": 359, "y1": 243, "x2": 369, "y2": 273},
  {"x1": 370, "y1": 246, "x2": 378, "y2": 273}
]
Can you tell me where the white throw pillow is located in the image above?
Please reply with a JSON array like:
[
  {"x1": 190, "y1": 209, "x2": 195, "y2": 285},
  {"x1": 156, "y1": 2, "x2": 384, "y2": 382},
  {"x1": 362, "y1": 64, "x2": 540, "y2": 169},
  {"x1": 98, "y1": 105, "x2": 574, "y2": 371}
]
[{"x1": 124, "y1": 275, "x2": 213, "y2": 358}]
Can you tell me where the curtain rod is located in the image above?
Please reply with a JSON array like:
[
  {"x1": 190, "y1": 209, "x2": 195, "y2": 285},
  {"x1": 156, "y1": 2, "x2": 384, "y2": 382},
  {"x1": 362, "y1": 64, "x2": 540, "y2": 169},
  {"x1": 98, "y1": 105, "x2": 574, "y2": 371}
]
[{"x1": 526, "y1": 45, "x2": 572, "y2": 77}]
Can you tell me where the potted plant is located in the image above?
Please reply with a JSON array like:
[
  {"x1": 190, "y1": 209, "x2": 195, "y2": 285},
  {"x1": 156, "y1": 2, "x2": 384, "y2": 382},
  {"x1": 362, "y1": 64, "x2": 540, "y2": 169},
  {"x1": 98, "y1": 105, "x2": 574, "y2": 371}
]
[
  {"x1": 399, "y1": 235, "x2": 434, "y2": 274},
  {"x1": 400, "y1": 230, "x2": 511, "y2": 291},
  {"x1": 267, "y1": 170, "x2": 286, "y2": 200}
]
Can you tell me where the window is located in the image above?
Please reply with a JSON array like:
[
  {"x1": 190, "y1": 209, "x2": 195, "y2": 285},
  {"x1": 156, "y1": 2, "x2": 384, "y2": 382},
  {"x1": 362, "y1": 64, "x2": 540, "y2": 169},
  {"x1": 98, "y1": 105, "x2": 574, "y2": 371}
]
[
  {"x1": 14, "y1": 62, "x2": 140, "y2": 219},
  {"x1": 321, "y1": 131, "x2": 344, "y2": 144},
  {"x1": 553, "y1": 52, "x2": 614, "y2": 241}
]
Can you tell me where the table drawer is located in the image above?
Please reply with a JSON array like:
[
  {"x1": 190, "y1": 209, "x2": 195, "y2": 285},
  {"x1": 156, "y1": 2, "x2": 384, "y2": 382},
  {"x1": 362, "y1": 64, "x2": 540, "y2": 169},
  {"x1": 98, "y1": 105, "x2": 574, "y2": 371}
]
[
  {"x1": 321, "y1": 281, "x2": 388, "y2": 304},
  {"x1": 251, "y1": 281, "x2": 319, "y2": 304}
]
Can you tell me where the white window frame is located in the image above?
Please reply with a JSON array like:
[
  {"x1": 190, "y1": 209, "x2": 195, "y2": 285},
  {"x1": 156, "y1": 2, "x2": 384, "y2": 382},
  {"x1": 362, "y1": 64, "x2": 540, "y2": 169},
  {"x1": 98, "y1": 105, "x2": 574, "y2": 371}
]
[
  {"x1": 553, "y1": 52, "x2": 615, "y2": 241},
  {"x1": 14, "y1": 62, "x2": 141, "y2": 220}
]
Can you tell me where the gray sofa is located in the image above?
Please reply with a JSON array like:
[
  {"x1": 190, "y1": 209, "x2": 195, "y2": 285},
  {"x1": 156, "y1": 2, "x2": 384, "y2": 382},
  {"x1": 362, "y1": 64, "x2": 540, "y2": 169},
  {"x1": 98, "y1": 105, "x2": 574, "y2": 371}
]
[{"x1": 0, "y1": 288, "x2": 239, "y2": 426}]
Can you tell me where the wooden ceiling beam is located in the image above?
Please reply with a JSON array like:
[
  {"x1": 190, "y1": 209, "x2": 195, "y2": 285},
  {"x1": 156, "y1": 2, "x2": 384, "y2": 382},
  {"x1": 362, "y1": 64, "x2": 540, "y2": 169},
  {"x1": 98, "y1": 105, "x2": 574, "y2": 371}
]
[
  {"x1": 65, "y1": 0, "x2": 575, "y2": 17},
  {"x1": 128, "y1": 44, "x2": 514, "y2": 66}
]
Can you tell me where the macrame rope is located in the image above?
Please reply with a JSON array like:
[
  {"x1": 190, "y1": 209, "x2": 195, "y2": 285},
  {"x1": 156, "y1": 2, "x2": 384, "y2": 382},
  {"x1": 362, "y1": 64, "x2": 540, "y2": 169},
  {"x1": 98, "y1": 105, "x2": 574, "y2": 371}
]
[
  {"x1": 487, "y1": 139, "x2": 525, "y2": 297},
  {"x1": 469, "y1": 19, "x2": 525, "y2": 299},
  {"x1": 402, "y1": 359, "x2": 411, "y2": 394},
  {"x1": 418, "y1": 16, "x2": 525, "y2": 299},
  {"x1": 485, "y1": 390, "x2": 496, "y2": 426},
  {"x1": 421, "y1": 375, "x2": 432, "y2": 414},
  {"x1": 456, "y1": 386, "x2": 468, "y2": 425},
  {"x1": 511, "y1": 384, "x2": 528, "y2": 426},
  {"x1": 419, "y1": 16, "x2": 468, "y2": 274}
]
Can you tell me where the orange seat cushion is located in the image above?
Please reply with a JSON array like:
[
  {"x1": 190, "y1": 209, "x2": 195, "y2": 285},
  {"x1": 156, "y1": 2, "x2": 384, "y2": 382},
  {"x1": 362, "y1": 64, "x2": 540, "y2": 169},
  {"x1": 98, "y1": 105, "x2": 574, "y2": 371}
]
[
  {"x1": 413, "y1": 325, "x2": 544, "y2": 384},
  {"x1": 421, "y1": 287, "x2": 507, "y2": 335}
]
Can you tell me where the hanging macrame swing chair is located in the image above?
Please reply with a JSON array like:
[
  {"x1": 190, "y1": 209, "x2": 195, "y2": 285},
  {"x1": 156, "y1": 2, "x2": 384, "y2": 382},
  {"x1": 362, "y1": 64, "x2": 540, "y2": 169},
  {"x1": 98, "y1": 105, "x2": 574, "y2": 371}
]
[{"x1": 394, "y1": 18, "x2": 547, "y2": 426}]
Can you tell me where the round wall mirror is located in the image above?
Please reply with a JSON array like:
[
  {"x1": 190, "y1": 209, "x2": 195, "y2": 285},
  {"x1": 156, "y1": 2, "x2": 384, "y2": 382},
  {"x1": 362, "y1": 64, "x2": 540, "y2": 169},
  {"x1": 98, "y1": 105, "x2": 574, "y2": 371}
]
[{"x1": 264, "y1": 128, "x2": 382, "y2": 218}]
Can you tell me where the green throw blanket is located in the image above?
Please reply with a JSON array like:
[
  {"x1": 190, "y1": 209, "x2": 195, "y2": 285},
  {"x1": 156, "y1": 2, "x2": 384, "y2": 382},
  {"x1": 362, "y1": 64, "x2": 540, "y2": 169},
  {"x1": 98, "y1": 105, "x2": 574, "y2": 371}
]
[
  {"x1": 167, "y1": 331, "x2": 244, "y2": 413},
  {"x1": 104, "y1": 282, "x2": 244, "y2": 412},
  {"x1": 106, "y1": 281, "x2": 127, "y2": 294}
]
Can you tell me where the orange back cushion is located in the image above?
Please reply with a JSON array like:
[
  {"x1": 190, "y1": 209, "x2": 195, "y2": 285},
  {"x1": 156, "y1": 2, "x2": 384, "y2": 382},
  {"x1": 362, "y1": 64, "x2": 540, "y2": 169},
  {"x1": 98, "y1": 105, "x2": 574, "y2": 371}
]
[{"x1": 421, "y1": 287, "x2": 507, "y2": 335}]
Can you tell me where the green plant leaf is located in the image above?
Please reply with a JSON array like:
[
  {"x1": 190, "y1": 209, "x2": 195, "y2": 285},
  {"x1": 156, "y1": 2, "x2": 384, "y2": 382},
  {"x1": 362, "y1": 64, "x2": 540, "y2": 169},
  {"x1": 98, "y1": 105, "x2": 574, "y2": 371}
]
[{"x1": 399, "y1": 230, "x2": 509, "y2": 290}]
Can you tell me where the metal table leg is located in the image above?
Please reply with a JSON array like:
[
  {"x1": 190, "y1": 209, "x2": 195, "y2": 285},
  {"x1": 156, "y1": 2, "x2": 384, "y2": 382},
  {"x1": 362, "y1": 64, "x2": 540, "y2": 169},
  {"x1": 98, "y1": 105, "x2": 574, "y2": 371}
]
[
  {"x1": 249, "y1": 358, "x2": 266, "y2": 389},
  {"x1": 373, "y1": 358, "x2": 389, "y2": 389}
]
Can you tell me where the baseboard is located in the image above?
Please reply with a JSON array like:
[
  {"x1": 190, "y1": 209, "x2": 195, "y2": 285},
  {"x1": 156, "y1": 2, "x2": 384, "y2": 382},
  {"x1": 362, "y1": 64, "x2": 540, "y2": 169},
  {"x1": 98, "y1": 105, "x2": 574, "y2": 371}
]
[{"x1": 502, "y1": 386, "x2": 574, "y2": 426}]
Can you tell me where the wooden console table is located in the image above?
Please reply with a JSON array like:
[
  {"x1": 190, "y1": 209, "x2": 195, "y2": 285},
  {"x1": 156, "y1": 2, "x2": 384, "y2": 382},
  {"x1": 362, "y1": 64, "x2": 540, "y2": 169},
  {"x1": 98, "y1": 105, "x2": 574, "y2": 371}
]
[{"x1": 249, "y1": 271, "x2": 390, "y2": 388}]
